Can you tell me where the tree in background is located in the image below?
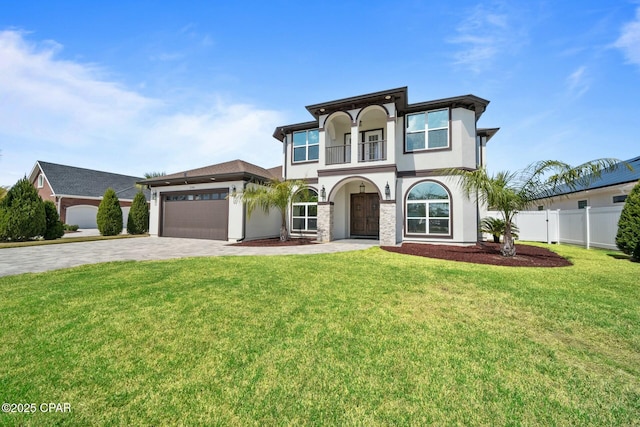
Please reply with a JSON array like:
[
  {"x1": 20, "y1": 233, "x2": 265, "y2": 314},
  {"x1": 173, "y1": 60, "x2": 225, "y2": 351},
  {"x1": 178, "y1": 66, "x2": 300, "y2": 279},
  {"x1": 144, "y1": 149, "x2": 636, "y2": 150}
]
[
  {"x1": 0, "y1": 177, "x2": 46, "y2": 241},
  {"x1": 0, "y1": 185, "x2": 8, "y2": 200},
  {"x1": 127, "y1": 191, "x2": 149, "y2": 234},
  {"x1": 97, "y1": 188, "x2": 123, "y2": 236},
  {"x1": 446, "y1": 159, "x2": 621, "y2": 257},
  {"x1": 235, "y1": 179, "x2": 307, "y2": 241},
  {"x1": 616, "y1": 180, "x2": 640, "y2": 261},
  {"x1": 43, "y1": 200, "x2": 65, "y2": 240}
]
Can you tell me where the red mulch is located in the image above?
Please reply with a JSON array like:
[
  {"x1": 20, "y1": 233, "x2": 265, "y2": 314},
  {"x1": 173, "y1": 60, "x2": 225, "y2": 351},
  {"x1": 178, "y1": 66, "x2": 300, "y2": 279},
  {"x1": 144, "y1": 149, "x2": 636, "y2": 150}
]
[
  {"x1": 230, "y1": 238, "x2": 317, "y2": 247},
  {"x1": 381, "y1": 242, "x2": 572, "y2": 267}
]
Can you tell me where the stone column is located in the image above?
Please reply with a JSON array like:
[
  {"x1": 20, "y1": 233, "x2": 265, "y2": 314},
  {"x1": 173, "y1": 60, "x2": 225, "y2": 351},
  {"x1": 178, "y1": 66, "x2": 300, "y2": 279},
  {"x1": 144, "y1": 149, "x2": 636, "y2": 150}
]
[
  {"x1": 317, "y1": 202, "x2": 334, "y2": 243},
  {"x1": 379, "y1": 202, "x2": 397, "y2": 246}
]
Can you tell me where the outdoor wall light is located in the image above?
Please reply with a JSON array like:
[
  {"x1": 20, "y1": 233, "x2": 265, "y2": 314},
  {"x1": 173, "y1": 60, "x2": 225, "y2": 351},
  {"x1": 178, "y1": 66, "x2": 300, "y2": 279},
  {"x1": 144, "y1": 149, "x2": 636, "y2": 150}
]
[
  {"x1": 231, "y1": 185, "x2": 237, "y2": 196},
  {"x1": 359, "y1": 182, "x2": 365, "y2": 193},
  {"x1": 320, "y1": 185, "x2": 326, "y2": 202},
  {"x1": 385, "y1": 182, "x2": 391, "y2": 200},
  {"x1": 151, "y1": 191, "x2": 157, "y2": 201}
]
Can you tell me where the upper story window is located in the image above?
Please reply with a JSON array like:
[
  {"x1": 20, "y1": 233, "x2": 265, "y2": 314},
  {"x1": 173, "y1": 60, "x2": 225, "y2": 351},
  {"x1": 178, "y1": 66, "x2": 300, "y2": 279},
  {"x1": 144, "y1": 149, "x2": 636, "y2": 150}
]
[
  {"x1": 293, "y1": 129, "x2": 319, "y2": 163},
  {"x1": 37, "y1": 175, "x2": 44, "y2": 188},
  {"x1": 406, "y1": 109, "x2": 449, "y2": 151}
]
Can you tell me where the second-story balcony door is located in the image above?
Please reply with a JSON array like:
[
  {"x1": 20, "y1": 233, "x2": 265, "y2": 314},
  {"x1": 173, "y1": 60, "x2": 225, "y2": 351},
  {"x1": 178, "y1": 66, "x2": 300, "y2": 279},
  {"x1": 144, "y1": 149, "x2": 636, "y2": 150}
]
[{"x1": 359, "y1": 129, "x2": 385, "y2": 162}]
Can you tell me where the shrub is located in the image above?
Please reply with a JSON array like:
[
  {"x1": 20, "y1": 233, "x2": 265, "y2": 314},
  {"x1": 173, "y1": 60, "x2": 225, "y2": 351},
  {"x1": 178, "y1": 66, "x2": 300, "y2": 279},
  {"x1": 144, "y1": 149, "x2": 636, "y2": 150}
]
[
  {"x1": 479, "y1": 217, "x2": 519, "y2": 243},
  {"x1": 43, "y1": 200, "x2": 65, "y2": 240},
  {"x1": 616, "y1": 181, "x2": 640, "y2": 257},
  {"x1": 0, "y1": 177, "x2": 46, "y2": 241},
  {"x1": 127, "y1": 191, "x2": 149, "y2": 234},
  {"x1": 97, "y1": 188, "x2": 123, "y2": 236},
  {"x1": 64, "y1": 224, "x2": 79, "y2": 232}
]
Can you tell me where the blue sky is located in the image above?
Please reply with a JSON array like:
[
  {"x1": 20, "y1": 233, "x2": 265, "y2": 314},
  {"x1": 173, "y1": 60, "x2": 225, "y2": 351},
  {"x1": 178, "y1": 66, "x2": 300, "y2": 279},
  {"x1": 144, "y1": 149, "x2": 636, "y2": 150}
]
[{"x1": 1, "y1": 0, "x2": 639, "y2": 186}]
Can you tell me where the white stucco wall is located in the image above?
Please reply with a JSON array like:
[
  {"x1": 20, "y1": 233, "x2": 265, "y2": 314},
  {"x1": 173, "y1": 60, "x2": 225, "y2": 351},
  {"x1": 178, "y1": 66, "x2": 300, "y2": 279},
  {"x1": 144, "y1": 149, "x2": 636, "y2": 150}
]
[{"x1": 395, "y1": 107, "x2": 477, "y2": 173}]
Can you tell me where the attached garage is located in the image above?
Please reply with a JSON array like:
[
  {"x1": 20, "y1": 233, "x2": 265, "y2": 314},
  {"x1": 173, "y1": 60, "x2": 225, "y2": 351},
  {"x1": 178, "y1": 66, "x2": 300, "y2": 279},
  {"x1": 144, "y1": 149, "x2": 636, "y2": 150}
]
[
  {"x1": 161, "y1": 189, "x2": 229, "y2": 240},
  {"x1": 66, "y1": 205, "x2": 99, "y2": 228}
]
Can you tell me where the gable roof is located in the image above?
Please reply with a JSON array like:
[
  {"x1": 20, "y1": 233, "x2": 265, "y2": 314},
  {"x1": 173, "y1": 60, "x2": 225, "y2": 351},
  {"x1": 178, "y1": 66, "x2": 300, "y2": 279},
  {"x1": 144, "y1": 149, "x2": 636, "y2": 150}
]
[
  {"x1": 139, "y1": 159, "x2": 280, "y2": 187},
  {"x1": 546, "y1": 156, "x2": 640, "y2": 197},
  {"x1": 31, "y1": 161, "x2": 148, "y2": 201}
]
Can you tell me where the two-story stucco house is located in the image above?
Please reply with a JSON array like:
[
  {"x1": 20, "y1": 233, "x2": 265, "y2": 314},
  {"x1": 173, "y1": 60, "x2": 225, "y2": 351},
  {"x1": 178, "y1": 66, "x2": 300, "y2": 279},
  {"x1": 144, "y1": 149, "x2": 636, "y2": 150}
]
[
  {"x1": 274, "y1": 87, "x2": 498, "y2": 246},
  {"x1": 141, "y1": 87, "x2": 498, "y2": 245}
]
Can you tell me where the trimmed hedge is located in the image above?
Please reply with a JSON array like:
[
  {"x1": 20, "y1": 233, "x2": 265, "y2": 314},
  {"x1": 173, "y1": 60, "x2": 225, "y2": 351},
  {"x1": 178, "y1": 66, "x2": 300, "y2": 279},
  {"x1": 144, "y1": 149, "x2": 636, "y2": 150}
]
[
  {"x1": 97, "y1": 188, "x2": 123, "y2": 236},
  {"x1": 43, "y1": 200, "x2": 65, "y2": 240},
  {"x1": 127, "y1": 191, "x2": 149, "y2": 234},
  {"x1": 0, "y1": 177, "x2": 46, "y2": 241},
  {"x1": 616, "y1": 180, "x2": 640, "y2": 259}
]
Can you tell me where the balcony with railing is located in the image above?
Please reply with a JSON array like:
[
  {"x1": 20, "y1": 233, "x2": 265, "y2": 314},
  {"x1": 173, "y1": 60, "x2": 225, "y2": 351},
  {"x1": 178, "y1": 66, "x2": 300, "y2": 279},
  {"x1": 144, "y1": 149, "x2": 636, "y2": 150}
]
[
  {"x1": 358, "y1": 140, "x2": 386, "y2": 162},
  {"x1": 326, "y1": 144, "x2": 351, "y2": 165}
]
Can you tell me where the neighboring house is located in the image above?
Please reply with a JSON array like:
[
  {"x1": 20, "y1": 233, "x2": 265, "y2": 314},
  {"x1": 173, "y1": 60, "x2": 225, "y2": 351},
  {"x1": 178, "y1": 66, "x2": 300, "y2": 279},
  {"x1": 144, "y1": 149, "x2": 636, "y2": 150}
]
[
  {"x1": 141, "y1": 160, "x2": 283, "y2": 241},
  {"x1": 29, "y1": 161, "x2": 149, "y2": 228},
  {"x1": 274, "y1": 87, "x2": 498, "y2": 246},
  {"x1": 142, "y1": 87, "x2": 498, "y2": 245},
  {"x1": 533, "y1": 156, "x2": 640, "y2": 210}
]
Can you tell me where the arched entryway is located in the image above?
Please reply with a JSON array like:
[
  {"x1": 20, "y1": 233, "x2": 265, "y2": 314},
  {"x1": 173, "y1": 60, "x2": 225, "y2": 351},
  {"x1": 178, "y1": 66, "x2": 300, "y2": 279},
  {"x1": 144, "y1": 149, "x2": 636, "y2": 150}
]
[{"x1": 327, "y1": 177, "x2": 381, "y2": 240}]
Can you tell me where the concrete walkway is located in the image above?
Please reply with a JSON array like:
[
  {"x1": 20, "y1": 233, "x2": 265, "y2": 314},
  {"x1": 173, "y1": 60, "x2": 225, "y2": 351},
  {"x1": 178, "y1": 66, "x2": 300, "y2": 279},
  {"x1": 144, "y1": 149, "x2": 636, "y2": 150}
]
[{"x1": 0, "y1": 236, "x2": 379, "y2": 277}]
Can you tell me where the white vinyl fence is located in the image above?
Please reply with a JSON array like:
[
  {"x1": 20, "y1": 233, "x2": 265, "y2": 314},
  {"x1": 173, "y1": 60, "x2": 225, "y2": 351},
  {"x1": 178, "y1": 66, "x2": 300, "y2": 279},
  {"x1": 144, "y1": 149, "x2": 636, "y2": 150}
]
[{"x1": 486, "y1": 206, "x2": 623, "y2": 250}]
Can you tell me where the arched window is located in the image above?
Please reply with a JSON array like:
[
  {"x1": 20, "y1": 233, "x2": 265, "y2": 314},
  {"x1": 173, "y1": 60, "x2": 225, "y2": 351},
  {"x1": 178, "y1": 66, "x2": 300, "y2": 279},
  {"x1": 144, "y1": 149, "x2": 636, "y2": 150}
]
[
  {"x1": 406, "y1": 181, "x2": 450, "y2": 235},
  {"x1": 292, "y1": 188, "x2": 318, "y2": 232}
]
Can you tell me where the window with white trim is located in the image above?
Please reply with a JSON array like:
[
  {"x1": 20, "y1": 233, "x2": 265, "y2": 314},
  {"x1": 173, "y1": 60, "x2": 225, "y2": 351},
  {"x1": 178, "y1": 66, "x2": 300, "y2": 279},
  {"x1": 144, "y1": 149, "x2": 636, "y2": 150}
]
[
  {"x1": 293, "y1": 129, "x2": 319, "y2": 162},
  {"x1": 406, "y1": 181, "x2": 450, "y2": 235},
  {"x1": 37, "y1": 175, "x2": 44, "y2": 188},
  {"x1": 406, "y1": 109, "x2": 449, "y2": 151},
  {"x1": 292, "y1": 189, "x2": 318, "y2": 232}
]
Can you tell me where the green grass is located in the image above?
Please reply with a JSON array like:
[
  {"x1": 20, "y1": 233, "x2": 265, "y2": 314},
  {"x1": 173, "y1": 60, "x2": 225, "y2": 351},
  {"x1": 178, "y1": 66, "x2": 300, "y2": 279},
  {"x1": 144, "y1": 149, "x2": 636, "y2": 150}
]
[
  {"x1": 0, "y1": 233, "x2": 148, "y2": 249},
  {"x1": 0, "y1": 244, "x2": 638, "y2": 425}
]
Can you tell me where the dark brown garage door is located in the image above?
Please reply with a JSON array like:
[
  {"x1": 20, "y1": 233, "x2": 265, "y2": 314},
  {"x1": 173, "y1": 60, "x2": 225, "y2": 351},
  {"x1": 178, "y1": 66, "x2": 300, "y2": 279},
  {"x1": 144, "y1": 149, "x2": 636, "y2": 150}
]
[{"x1": 162, "y1": 189, "x2": 229, "y2": 240}]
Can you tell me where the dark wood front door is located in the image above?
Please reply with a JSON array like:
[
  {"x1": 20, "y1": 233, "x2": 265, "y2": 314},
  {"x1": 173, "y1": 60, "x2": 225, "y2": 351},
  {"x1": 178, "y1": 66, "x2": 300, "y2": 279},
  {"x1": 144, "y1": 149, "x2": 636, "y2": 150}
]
[{"x1": 350, "y1": 193, "x2": 379, "y2": 237}]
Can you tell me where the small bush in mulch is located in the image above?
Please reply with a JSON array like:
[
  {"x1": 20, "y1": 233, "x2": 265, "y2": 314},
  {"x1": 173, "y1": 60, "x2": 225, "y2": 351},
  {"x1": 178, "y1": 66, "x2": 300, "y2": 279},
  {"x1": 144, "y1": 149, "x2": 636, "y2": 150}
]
[
  {"x1": 230, "y1": 238, "x2": 317, "y2": 247},
  {"x1": 382, "y1": 242, "x2": 572, "y2": 267}
]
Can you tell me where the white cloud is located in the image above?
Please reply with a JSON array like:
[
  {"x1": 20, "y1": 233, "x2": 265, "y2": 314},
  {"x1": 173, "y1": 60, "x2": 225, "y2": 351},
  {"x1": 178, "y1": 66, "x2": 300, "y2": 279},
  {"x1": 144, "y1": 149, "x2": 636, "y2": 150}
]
[
  {"x1": 614, "y1": 6, "x2": 640, "y2": 68},
  {"x1": 448, "y1": 3, "x2": 527, "y2": 73},
  {"x1": 566, "y1": 66, "x2": 590, "y2": 98},
  {"x1": 0, "y1": 30, "x2": 284, "y2": 185}
]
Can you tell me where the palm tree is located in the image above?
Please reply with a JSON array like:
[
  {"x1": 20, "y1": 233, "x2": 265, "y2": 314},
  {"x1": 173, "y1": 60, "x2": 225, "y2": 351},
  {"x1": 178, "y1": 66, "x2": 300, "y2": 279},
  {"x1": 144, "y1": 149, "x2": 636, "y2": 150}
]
[
  {"x1": 235, "y1": 178, "x2": 307, "y2": 241},
  {"x1": 479, "y1": 216, "x2": 519, "y2": 243},
  {"x1": 445, "y1": 159, "x2": 622, "y2": 257}
]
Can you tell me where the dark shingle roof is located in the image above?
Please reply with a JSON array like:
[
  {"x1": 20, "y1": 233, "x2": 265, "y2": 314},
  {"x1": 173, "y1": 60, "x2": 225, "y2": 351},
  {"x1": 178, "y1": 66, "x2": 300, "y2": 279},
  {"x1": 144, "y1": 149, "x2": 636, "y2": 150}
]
[
  {"x1": 548, "y1": 156, "x2": 640, "y2": 196},
  {"x1": 139, "y1": 159, "x2": 280, "y2": 187},
  {"x1": 36, "y1": 161, "x2": 148, "y2": 201}
]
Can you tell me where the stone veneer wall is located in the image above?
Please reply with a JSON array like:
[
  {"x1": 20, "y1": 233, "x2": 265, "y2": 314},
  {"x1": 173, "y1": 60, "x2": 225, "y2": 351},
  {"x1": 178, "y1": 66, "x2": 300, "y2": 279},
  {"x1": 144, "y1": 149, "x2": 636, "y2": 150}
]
[
  {"x1": 317, "y1": 203, "x2": 334, "y2": 242},
  {"x1": 379, "y1": 202, "x2": 397, "y2": 246}
]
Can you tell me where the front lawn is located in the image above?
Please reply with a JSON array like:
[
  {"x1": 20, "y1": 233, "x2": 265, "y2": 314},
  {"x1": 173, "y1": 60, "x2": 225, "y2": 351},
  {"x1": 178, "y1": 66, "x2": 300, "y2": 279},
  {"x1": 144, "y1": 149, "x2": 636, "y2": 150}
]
[{"x1": 0, "y1": 245, "x2": 638, "y2": 425}]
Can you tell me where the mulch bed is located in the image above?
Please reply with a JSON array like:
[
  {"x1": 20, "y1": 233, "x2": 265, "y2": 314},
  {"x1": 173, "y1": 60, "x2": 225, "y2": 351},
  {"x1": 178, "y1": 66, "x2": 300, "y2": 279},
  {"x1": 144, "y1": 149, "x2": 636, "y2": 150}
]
[
  {"x1": 230, "y1": 238, "x2": 317, "y2": 247},
  {"x1": 230, "y1": 237, "x2": 570, "y2": 267},
  {"x1": 381, "y1": 242, "x2": 572, "y2": 267}
]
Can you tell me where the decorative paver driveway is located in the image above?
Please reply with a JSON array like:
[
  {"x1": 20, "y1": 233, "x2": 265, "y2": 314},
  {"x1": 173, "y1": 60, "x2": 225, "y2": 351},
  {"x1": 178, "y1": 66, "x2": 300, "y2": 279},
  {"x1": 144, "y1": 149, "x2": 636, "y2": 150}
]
[{"x1": 0, "y1": 237, "x2": 379, "y2": 277}]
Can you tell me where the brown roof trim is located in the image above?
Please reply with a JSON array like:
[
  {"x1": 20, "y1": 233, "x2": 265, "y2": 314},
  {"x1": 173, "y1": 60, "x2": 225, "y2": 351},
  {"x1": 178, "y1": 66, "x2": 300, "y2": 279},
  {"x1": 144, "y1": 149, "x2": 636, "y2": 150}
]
[
  {"x1": 317, "y1": 164, "x2": 397, "y2": 177},
  {"x1": 272, "y1": 121, "x2": 319, "y2": 142},
  {"x1": 477, "y1": 127, "x2": 500, "y2": 142},
  {"x1": 404, "y1": 94, "x2": 490, "y2": 121},
  {"x1": 397, "y1": 167, "x2": 475, "y2": 178},
  {"x1": 305, "y1": 87, "x2": 408, "y2": 119}
]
